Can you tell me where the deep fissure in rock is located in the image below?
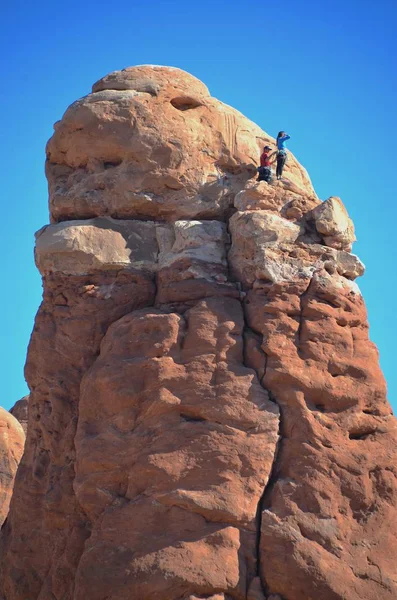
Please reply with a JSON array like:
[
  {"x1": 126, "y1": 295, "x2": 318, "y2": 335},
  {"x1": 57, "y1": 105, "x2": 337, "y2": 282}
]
[
  {"x1": 296, "y1": 272, "x2": 315, "y2": 357},
  {"x1": 223, "y1": 203, "x2": 284, "y2": 598}
]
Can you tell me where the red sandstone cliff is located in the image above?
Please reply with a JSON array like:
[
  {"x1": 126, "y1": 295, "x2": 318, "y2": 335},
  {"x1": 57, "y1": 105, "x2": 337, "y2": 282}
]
[{"x1": 0, "y1": 66, "x2": 396, "y2": 600}]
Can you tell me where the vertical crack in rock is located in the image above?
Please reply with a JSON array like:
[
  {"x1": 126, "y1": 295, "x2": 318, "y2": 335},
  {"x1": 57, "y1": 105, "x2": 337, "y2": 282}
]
[
  {"x1": 255, "y1": 411, "x2": 284, "y2": 597},
  {"x1": 241, "y1": 332, "x2": 282, "y2": 599},
  {"x1": 224, "y1": 210, "x2": 269, "y2": 599},
  {"x1": 296, "y1": 272, "x2": 315, "y2": 358},
  {"x1": 225, "y1": 208, "x2": 282, "y2": 599},
  {"x1": 240, "y1": 315, "x2": 284, "y2": 599}
]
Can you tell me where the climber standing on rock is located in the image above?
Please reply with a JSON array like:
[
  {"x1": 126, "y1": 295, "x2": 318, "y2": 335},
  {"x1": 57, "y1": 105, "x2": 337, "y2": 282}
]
[
  {"x1": 276, "y1": 131, "x2": 290, "y2": 180},
  {"x1": 257, "y1": 145, "x2": 275, "y2": 183}
]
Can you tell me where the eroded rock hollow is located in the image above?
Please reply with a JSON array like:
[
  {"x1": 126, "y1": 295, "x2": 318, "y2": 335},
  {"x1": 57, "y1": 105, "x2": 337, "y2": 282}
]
[{"x1": 1, "y1": 66, "x2": 396, "y2": 600}]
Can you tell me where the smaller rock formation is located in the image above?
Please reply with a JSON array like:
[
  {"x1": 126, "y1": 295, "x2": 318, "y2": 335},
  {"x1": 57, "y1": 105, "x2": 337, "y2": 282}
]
[
  {"x1": 313, "y1": 196, "x2": 356, "y2": 251},
  {"x1": 10, "y1": 395, "x2": 29, "y2": 434},
  {"x1": 0, "y1": 408, "x2": 25, "y2": 526}
]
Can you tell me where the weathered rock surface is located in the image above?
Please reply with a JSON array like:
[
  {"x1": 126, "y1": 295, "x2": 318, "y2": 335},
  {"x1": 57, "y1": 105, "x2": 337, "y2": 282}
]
[
  {"x1": 9, "y1": 396, "x2": 29, "y2": 435},
  {"x1": 35, "y1": 217, "x2": 229, "y2": 279},
  {"x1": 73, "y1": 298, "x2": 279, "y2": 599},
  {"x1": 1, "y1": 65, "x2": 396, "y2": 600},
  {"x1": 244, "y1": 272, "x2": 396, "y2": 600},
  {"x1": 313, "y1": 195, "x2": 356, "y2": 251},
  {"x1": 0, "y1": 409, "x2": 25, "y2": 527},
  {"x1": 46, "y1": 65, "x2": 315, "y2": 223}
]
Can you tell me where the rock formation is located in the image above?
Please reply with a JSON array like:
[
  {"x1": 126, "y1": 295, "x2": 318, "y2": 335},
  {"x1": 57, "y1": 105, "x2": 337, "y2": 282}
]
[
  {"x1": 1, "y1": 66, "x2": 396, "y2": 600},
  {"x1": 9, "y1": 396, "x2": 29, "y2": 435},
  {"x1": 0, "y1": 409, "x2": 25, "y2": 528}
]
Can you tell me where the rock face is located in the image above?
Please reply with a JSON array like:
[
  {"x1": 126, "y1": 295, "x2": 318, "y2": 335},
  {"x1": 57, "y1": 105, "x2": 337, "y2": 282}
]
[
  {"x1": 1, "y1": 66, "x2": 396, "y2": 600},
  {"x1": 46, "y1": 65, "x2": 314, "y2": 223},
  {"x1": 0, "y1": 409, "x2": 25, "y2": 528}
]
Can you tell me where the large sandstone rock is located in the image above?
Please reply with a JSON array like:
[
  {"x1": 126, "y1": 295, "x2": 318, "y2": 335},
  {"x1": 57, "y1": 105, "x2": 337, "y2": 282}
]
[
  {"x1": 1, "y1": 66, "x2": 396, "y2": 600},
  {"x1": 0, "y1": 408, "x2": 25, "y2": 527},
  {"x1": 46, "y1": 65, "x2": 315, "y2": 223},
  {"x1": 35, "y1": 218, "x2": 160, "y2": 274}
]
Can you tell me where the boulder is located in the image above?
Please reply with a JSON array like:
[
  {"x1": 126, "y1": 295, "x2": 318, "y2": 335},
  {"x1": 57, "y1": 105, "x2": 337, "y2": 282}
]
[
  {"x1": 35, "y1": 217, "x2": 229, "y2": 284},
  {"x1": 234, "y1": 179, "x2": 319, "y2": 216},
  {"x1": 313, "y1": 196, "x2": 356, "y2": 250},
  {"x1": 35, "y1": 218, "x2": 159, "y2": 275}
]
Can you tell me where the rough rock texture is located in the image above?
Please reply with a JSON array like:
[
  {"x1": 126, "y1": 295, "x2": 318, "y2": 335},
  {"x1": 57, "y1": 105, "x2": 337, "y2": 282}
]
[
  {"x1": 46, "y1": 65, "x2": 315, "y2": 223},
  {"x1": 0, "y1": 409, "x2": 25, "y2": 527},
  {"x1": 313, "y1": 196, "x2": 356, "y2": 251},
  {"x1": 73, "y1": 299, "x2": 279, "y2": 600},
  {"x1": 1, "y1": 66, "x2": 396, "y2": 600},
  {"x1": 9, "y1": 396, "x2": 29, "y2": 435}
]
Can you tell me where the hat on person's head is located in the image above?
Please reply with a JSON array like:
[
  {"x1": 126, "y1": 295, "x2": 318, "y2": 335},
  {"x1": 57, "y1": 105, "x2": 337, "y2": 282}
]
[{"x1": 263, "y1": 145, "x2": 272, "y2": 151}]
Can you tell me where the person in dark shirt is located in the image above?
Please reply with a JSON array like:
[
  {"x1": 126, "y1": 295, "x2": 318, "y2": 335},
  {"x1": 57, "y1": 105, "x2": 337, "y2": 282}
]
[
  {"x1": 276, "y1": 131, "x2": 290, "y2": 180},
  {"x1": 257, "y1": 145, "x2": 275, "y2": 182}
]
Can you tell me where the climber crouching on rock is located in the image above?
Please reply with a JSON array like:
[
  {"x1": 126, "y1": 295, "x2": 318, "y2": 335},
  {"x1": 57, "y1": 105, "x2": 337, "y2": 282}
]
[
  {"x1": 276, "y1": 131, "x2": 290, "y2": 180},
  {"x1": 257, "y1": 145, "x2": 275, "y2": 183}
]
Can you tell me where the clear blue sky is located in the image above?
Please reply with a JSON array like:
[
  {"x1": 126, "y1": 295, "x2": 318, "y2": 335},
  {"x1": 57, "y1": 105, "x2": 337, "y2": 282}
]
[{"x1": 1, "y1": 0, "x2": 396, "y2": 412}]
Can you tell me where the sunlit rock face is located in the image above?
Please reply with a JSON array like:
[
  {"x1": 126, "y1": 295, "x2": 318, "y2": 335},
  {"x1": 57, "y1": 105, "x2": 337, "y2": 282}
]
[
  {"x1": 46, "y1": 65, "x2": 314, "y2": 223},
  {"x1": 1, "y1": 66, "x2": 396, "y2": 600}
]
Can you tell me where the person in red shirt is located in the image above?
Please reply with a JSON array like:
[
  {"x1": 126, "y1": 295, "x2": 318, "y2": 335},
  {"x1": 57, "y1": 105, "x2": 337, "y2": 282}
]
[{"x1": 257, "y1": 145, "x2": 275, "y2": 182}]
